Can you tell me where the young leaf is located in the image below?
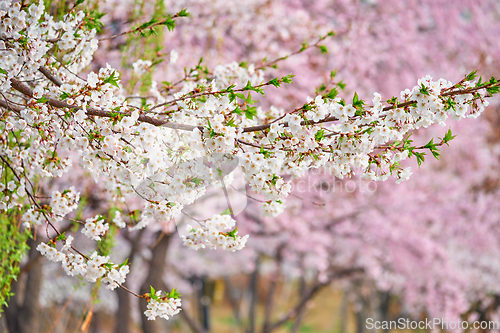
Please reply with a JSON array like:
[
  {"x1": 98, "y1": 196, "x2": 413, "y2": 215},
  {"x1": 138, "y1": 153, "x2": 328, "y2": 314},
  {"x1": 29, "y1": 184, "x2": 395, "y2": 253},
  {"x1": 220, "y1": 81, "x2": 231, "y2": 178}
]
[
  {"x1": 178, "y1": 8, "x2": 189, "y2": 17},
  {"x1": 269, "y1": 78, "x2": 280, "y2": 88},
  {"x1": 281, "y1": 74, "x2": 294, "y2": 84},
  {"x1": 167, "y1": 288, "x2": 181, "y2": 299},
  {"x1": 465, "y1": 70, "x2": 478, "y2": 81},
  {"x1": 245, "y1": 106, "x2": 257, "y2": 120},
  {"x1": 37, "y1": 96, "x2": 49, "y2": 103}
]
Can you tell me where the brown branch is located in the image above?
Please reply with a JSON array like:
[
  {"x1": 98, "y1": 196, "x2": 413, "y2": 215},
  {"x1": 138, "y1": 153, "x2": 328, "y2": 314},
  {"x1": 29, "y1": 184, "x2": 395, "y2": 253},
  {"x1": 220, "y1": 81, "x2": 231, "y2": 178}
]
[
  {"x1": 38, "y1": 67, "x2": 63, "y2": 87},
  {"x1": 180, "y1": 308, "x2": 209, "y2": 333},
  {"x1": 263, "y1": 281, "x2": 326, "y2": 333},
  {"x1": 139, "y1": 232, "x2": 171, "y2": 333},
  {"x1": 0, "y1": 98, "x2": 22, "y2": 113},
  {"x1": 243, "y1": 81, "x2": 500, "y2": 133},
  {"x1": 99, "y1": 13, "x2": 187, "y2": 41},
  {"x1": 264, "y1": 267, "x2": 363, "y2": 333},
  {"x1": 7, "y1": 78, "x2": 498, "y2": 137},
  {"x1": 148, "y1": 80, "x2": 272, "y2": 112},
  {"x1": 224, "y1": 277, "x2": 243, "y2": 327},
  {"x1": 262, "y1": 245, "x2": 284, "y2": 333},
  {"x1": 115, "y1": 229, "x2": 146, "y2": 333},
  {"x1": 9, "y1": 77, "x2": 200, "y2": 130},
  {"x1": 255, "y1": 33, "x2": 334, "y2": 71}
]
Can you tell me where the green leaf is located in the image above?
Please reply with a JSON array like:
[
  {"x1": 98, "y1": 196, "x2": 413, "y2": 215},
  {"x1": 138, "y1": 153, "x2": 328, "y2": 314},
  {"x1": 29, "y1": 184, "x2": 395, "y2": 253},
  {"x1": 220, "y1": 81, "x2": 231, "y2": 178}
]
[
  {"x1": 103, "y1": 71, "x2": 120, "y2": 88},
  {"x1": 443, "y1": 97, "x2": 457, "y2": 111},
  {"x1": 423, "y1": 138, "x2": 435, "y2": 149},
  {"x1": 431, "y1": 150, "x2": 440, "y2": 160},
  {"x1": 150, "y1": 285, "x2": 157, "y2": 299},
  {"x1": 476, "y1": 76, "x2": 483, "y2": 87},
  {"x1": 299, "y1": 41, "x2": 309, "y2": 52},
  {"x1": 465, "y1": 70, "x2": 478, "y2": 81},
  {"x1": 315, "y1": 129, "x2": 325, "y2": 141},
  {"x1": 486, "y1": 84, "x2": 500, "y2": 95},
  {"x1": 325, "y1": 88, "x2": 338, "y2": 99},
  {"x1": 0, "y1": 68, "x2": 7, "y2": 75},
  {"x1": 244, "y1": 80, "x2": 253, "y2": 91},
  {"x1": 151, "y1": 59, "x2": 164, "y2": 67},
  {"x1": 84, "y1": 9, "x2": 106, "y2": 33},
  {"x1": 419, "y1": 83, "x2": 430, "y2": 96},
  {"x1": 245, "y1": 106, "x2": 257, "y2": 120},
  {"x1": 37, "y1": 96, "x2": 49, "y2": 103},
  {"x1": 281, "y1": 74, "x2": 294, "y2": 84},
  {"x1": 55, "y1": 232, "x2": 66, "y2": 241},
  {"x1": 178, "y1": 8, "x2": 189, "y2": 17},
  {"x1": 232, "y1": 106, "x2": 243, "y2": 116},
  {"x1": 387, "y1": 96, "x2": 399, "y2": 105},
  {"x1": 162, "y1": 16, "x2": 176, "y2": 32},
  {"x1": 221, "y1": 208, "x2": 232, "y2": 215},
  {"x1": 441, "y1": 128, "x2": 457, "y2": 146},
  {"x1": 119, "y1": 258, "x2": 129, "y2": 268},
  {"x1": 414, "y1": 151, "x2": 426, "y2": 168},
  {"x1": 167, "y1": 288, "x2": 181, "y2": 299},
  {"x1": 319, "y1": 45, "x2": 328, "y2": 54},
  {"x1": 223, "y1": 84, "x2": 236, "y2": 93},
  {"x1": 226, "y1": 227, "x2": 238, "y2": 239},
  {"x1": 269, "y1": 78, "x2": 280, "y2": 88},
  {"x1": 352, "y1": 92, "x2": 365, "y2": 108},
  {"x1": 259, "y1": 145, "x2": 271, "y2": 158},
  {"x1": 317, "y1": 84, "x2": 326, "y2": 93},
  {"x1": 137, "y1": 18, "x2": 157, "y2": 30}
]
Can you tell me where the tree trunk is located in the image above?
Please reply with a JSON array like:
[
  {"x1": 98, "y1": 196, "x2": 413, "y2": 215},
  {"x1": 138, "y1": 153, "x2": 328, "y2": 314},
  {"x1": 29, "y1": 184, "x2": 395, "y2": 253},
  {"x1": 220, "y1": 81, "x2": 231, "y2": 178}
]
[
  {"x1": 246, "y1": 257, "x2": 260, "y2": 333},
  {"x1": 139, "y1": 232, "x2": 171, "y2": 333},
  {"x1": 5, "y1": 237, "x2": 42, "y2": 333},
  {"x1": 114, "y1": 229, "x2": 145, "y2": 333},
  {"x1": 290, "y1": 277, "x2": 307, "y2": 333}
]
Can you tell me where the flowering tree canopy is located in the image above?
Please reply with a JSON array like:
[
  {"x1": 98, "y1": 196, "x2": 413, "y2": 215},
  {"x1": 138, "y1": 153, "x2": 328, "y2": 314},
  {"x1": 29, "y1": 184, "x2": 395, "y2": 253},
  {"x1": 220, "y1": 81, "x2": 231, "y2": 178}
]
[{"x1": 0, "y1": 0, "x2": 499, "y2": 329}]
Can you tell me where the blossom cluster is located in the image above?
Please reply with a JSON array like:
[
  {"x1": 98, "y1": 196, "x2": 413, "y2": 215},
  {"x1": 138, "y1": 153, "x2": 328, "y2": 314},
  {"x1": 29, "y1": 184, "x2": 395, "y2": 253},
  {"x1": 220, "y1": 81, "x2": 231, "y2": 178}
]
[
  {"x1": 262, "y1": 200, "x2": 286, "y2": 217},
  {"x1": 132, "y1": 59, "x2": 152, "y2": 76},
  {"x1": 145, "y1": 292, "x2": 182, "y2": 320},
  {"x1": 81, "y1": 215, "x2": 110, "y2": 241},
  {"x1": 213, "y1": 62, "x2": 264, "y2": 90},
  {"x1": 0, "y1": 0, "x2": 494, "y2": 244},
  {"x1": 50, "y1": 188, "x2": 80, "y2": 217},
  {"x1": 36, "y1": 242, "x2": 130, "y2": 290},
  {"x1": 22, "y1": 188, "x2": 80, "y2": 228},
  {"x1": 182, "y1": 215, "x2": 249, "y2": 251}
]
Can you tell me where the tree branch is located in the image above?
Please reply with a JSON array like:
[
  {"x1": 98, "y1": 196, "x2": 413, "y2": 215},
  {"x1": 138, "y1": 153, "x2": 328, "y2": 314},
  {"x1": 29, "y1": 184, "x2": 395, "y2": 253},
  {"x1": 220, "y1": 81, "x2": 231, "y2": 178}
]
[{"x1": 264, "y1": 267, "x2": 363, "y2": 333}]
